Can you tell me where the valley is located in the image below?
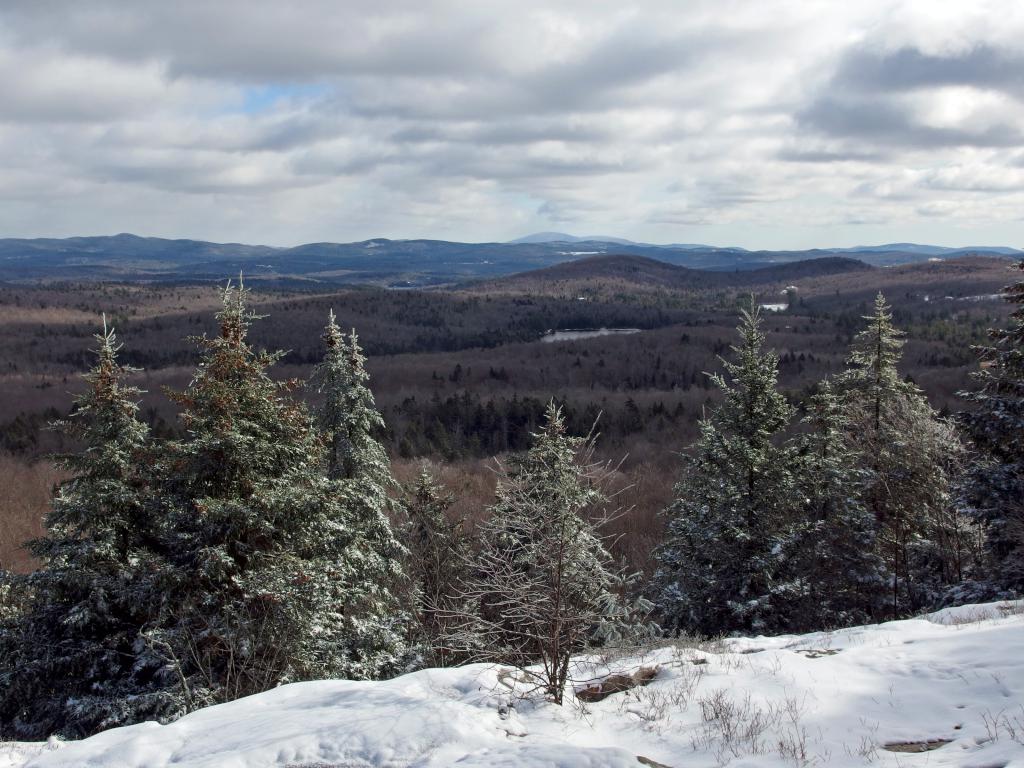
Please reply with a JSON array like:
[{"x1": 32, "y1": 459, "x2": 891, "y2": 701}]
[{"x1": 0, "y1": 252, "x2": 1017, "y2": 575}]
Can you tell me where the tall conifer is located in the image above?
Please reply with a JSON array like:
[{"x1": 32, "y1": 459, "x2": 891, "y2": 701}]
[
  {"x1": 959, "y1": 260, "x2": 1024, "y2": 588},
  {"x1": 776, "y1": 381, "x2": 887, "y2": 628},
  {"x1": 840, "y1": 293, "x2": 964, "y2": 614},
  {"x1": 0, "y1": 321, "x2": 172, "y2": 737},
  {"x1": 404, "y1": 465, "x2": 470, "y2": 664},
  {"x1": 655, "y1": 300, "x2": 797, "y2": 634},
  {"x1": 309, "y1": 312, "x2": 406, "y2": 679},
  {"x1": 157, "y1": 283, "x2": 351, "y2": 705}
]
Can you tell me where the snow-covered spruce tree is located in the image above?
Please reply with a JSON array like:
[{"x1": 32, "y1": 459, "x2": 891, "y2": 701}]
[
  {"x1": 449, "y1": 403, "x2": 646, "y2": 704},
  {"x1": 403, "y1": 464, "x2": 471, "y2": 665},
  {"x1": 308, "y1": 311, "x2": 407, "y2": 679},
  {"x1": 959, "y1": 259, "x2": 1024, "y2": 590},
  {"x1": 840, "y1": 293, "x2": 918, "y2": 429},
  {"x1": 155, "y1": 283, "x2": 360, "y2": 707},
  {"x1": 0, "y1": 321, "x2": 175, "y2": 739},
  {"x1": 654, "y1": 299, "x2": 797, "y2": 636},
  {"x1": 774, "y1": 380, "x2": 888, "y2": 629},
  {"x1": 839, "y1": 293, "x2": 967, "y2": 614}
]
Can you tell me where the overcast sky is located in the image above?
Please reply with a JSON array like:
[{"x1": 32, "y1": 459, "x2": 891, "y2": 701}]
[{"x1": 1, "y1": 0, "x2": 1023, "y2": 248}]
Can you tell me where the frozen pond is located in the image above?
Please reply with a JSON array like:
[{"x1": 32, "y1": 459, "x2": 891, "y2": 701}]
[{"x1": 540, "y1": 328, "x2": 641, "y2": 343}]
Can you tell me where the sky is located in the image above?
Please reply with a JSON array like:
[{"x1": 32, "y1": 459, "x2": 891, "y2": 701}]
[{"x1": 1, "y1": 0, "x2": 1024, "y2": 249}]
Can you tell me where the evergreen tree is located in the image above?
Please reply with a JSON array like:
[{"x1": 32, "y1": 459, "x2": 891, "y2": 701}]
[
  {"x1": 775, "y1": 381, "x2": 888, "y2": 628},
  {"x1": 403, "y1": 464, "x2": 470, "y2": 664},
  {"x1": 155, "y1": 283, "x2": 361, "y2": 707},
  {"x1": 313, "y1": 311, "x2": 392, "y2": 484},
  {"x1": 451, "y1": 403, "x2": 644, "y2": 704},
  {"x1": 959, "y1": 260, "x2": 1024, "y2": 589},
  {"x1": 840, "y1": 293, "x2": 965, "y2": 614},
  {"x1": 309, "y1": 311, "x2": 407, "y2": 679},
  {"x1": 0, "y1": 321, "x2": 174, "y2": 738},
  {"x1": 654, "y1": 300, "x2": 797, "y2": 635},
  {"x1": 843, "y1": 293, "x2": 917, "y2": 430}
]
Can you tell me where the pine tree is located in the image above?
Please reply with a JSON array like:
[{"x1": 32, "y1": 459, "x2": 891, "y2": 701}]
[
  {"x1": 403, "y1": 464, "x2": 470, "y2": 664},
  {"x1": 0, "y1": 320, "x2": 174, "y2": 738},
  {"x1": 840, "y1": 293, "x2": 966, "y2": 614},
  {"x1": 155, "y1": 283, "x2": 358, "y2": 707},
  {"x1": 959, "y1": 260, "x2": 1024, "y2": 589},
  {"x1": 450, "y1": 403, "x2": 644, "y2": 704},
  {"x1": 309, "y1": 311, "x2": 407, "y2": 679},
  {"x1": 775, "y1": 381, "x2": 888, "y2": 629},
  {"x1": 655, "y1": 299, "x2": 797, "y2": 635}
]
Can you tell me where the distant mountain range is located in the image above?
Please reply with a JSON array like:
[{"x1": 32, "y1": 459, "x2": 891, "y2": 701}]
[
  {"x1": 509, "y1": 232, "x2": 1019, "y2": 256},
  {"x1": 507, "y1": 232, "x2": 639, "y2": 245},
  {"x1": 0, "y1": 232, "x2": 1018, "y2": 285},
  {"x1": 828, "y1": 243, "x2": 1022, "y2": 257}
]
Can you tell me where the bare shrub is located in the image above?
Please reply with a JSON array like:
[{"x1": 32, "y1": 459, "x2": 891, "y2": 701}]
[
  {"x1": 594, "y1": 459, "x2": 672, "y2": 578},
  {"x1": 930, "y1": 600, "x2": 1024, "y2": 626},
  {"x1": 841, "y1": 717, "x2": 882, "y2": 763},
  {"x1": 776, "y1": 696, "x2": 814, "y2": 765},
  {"x1": 617, "y1": 661, "x2": 705, "y2": 732},
  {"x1": 693, "y1": 689, "x2": 778, "y2": 760},
  {"x1": 982, "y1": 706, "x2": 1024, "y2": 744},
  {"x1": 691, "y1": 689, "x2": 820, "y2": 766}
]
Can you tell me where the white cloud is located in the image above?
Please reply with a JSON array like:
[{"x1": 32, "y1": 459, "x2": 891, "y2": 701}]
[{"x1": 0, "y1": 0, "x2": 1023, "y2": 247}]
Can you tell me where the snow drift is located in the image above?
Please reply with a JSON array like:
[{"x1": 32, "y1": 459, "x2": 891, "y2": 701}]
[{"x1": 6, "y1": 601, "x2": 1024, "y2": 768}]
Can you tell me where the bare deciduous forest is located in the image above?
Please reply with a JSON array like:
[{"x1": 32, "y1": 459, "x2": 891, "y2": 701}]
[{"x1": 0, "y1": 255, "x2": 1015, "y2": 576}]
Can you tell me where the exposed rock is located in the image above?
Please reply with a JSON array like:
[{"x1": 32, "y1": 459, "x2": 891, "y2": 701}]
[
  {"x1": 883, "y1": 739, "x2": 952, "y2": 753},
  {"x1": 637, "y1": 756, "x2": 674, "y2": 767},
  {"x1": 576, "y1": 666, "x2": 660, "y2": 703}
]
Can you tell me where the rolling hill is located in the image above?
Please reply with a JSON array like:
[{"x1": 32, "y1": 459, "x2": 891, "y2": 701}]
[{"x1": 464, "y1": 254, "x2": 874, "y2": 299}]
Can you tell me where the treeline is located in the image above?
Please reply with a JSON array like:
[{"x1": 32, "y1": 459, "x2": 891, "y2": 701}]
[
  {"x1": 390, "y1": 391, "x2": 689, "y2": 459},
  {"x1": 1, "y1": 276, "x2": 1005, "y2": 464},
  {"x1": 1, "y1": 263, "x2": 1022, "y2": 740},
  {"x1": 0, "y1": 281, "x2": 694, "y2": 365}
]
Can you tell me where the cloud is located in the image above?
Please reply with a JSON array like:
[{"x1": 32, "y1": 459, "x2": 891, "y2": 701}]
[
  {"x1": 797, "y1": 95, "x2": 1024, "y2": 149},
  {"x1": 0, "y1": 46, "x2": 206, "y2": 123},
  {"x1": 796, "y1": 40, "x2": 1024, "y2": 152},
  {"x1": 0, "y1": 0, "x2": 1023, "y2": 247},
  {"x1": 832, "y1": 44, "x2": 1024, "y2": 97},
  {"x1": 776, "y1": 144, "x2": 888, "y2": 164}
]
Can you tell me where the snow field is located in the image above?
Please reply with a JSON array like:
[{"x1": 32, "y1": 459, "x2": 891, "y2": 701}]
[{"x1": 12, "y1": 601, "x2": 1024, "y2": 768}]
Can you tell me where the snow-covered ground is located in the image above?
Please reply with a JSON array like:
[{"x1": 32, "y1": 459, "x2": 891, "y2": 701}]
[{"x1": 5, "y1": 601, "x2": 1024, "y2": 768}]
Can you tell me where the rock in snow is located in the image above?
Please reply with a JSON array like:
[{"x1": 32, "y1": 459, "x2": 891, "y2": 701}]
[{"x1": 8, "y1": 601, "x2": 1024, "y2": 768}]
